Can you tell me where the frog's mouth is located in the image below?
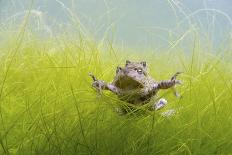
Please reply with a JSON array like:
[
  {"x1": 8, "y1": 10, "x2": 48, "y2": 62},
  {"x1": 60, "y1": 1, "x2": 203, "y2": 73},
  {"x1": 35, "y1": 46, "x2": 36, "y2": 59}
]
[{"x1": 115, "y1": 76, "x2": 144, "y2": 89}]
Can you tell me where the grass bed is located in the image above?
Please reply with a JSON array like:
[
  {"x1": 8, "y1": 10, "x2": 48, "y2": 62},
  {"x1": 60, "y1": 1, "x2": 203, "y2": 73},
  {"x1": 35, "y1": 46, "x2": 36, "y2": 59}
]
[{"x1": 0, "y1": 31, "x2": 232, "y2": 155}]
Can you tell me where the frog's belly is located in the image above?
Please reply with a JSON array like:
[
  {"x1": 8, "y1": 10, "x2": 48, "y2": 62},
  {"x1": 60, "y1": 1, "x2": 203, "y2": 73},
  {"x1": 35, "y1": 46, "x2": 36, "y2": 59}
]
[
  {"x1": 115, "y1": 77, "x2": 143, "y2": 89},
  {"x1": 118, "y1": 90, "x2": 152, "y2": 105}
]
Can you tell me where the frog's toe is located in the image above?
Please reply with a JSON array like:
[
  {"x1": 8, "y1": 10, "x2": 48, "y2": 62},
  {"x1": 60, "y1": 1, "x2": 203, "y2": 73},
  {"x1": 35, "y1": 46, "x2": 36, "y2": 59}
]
[
  {"x1": 153, "y1": 98, "x2": 168, "y2": 110},
  {"x1": 171, "y1": 72, "x2": 183, "y2": 82},
  {"x1": 175, "y1": 80, "x2": 182, "y2": 85},
  {"x1": 92, "y1": 81, "x2": 99, "y2": 89},
  {"x1": 89, "y1": 72, "x2": 98, "y2": 81},
  {"x1": 92, "y1": 80, "x2": 104, "y2": 93}
]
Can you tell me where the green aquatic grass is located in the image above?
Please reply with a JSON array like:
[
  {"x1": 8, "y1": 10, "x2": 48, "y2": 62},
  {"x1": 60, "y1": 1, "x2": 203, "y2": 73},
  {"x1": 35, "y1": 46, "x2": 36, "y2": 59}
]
[
  {"x1": 0, "y1": 32, "x2": 232, "y2": 155},
  {"x1": 1, "y1": 1, "x2": 232, "y2": 154}
]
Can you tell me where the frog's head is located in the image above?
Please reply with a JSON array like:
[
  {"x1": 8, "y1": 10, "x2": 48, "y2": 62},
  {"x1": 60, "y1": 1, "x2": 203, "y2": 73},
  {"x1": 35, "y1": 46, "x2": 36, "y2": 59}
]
[
  {"x1": 125, "y1": 59, "x2": 147, "y2": 73},
  {"x1": 125, "y1": 60, "x2": 147, "y2": 72},
  {"x1": 115, "y1": 60, "x2": 148, "y2": 88}
]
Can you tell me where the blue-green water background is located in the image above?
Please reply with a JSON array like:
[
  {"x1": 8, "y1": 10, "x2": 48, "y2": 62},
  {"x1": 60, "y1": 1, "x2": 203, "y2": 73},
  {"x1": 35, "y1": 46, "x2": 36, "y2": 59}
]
[{"x1": 0, "y1": 0, "x2": 232, "y2": 51}]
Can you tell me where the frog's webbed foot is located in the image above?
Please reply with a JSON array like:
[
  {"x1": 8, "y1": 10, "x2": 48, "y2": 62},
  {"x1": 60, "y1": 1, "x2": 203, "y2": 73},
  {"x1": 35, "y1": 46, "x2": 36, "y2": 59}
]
[
  {"x1": 89, "y1": 73, "x2": 119, "y2": 94},
  {"x1": 171, "y1": 72, "x2": 183, "y2": 85},
  {"x1": 157, "y1": 72, "x2": 183, "y2": 90},
  {"x1": 153, "y1": 98, "x2": 168, "y2": 110},
  {"x1": 89, "y1": 73, "x2": 107, "y2": 93},
  {"x1": 171, "y1": 72, "x2": 183, "y2": 97}
]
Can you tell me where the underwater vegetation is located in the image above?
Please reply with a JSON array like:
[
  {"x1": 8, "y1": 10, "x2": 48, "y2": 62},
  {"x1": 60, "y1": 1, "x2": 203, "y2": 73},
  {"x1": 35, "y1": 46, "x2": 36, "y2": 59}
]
[
  {"x1": 0, "y1": 29, "x2": 232, "y2": 155},
  {"x1": 1, "y1": 1, "x2": 232, "y2": 155}
]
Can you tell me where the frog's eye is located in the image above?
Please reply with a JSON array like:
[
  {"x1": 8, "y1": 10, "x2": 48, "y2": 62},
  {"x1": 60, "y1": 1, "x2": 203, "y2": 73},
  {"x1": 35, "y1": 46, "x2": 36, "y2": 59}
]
[
  {"x1": 134, "y1": 68, "x2": 143, "y2": 74},
  {"x1": 137, "y1": 69, "x2": 143, "y2": 74},
  {"x1": 116, "y1": 67, "x2": 122, "y2": 74}
]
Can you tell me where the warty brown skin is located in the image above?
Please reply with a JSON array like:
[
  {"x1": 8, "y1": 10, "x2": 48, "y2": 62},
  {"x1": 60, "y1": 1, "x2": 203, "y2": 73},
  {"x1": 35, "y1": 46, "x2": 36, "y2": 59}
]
[{"x1": 89, "y1": 60, "x2": 182, "y2": 105}]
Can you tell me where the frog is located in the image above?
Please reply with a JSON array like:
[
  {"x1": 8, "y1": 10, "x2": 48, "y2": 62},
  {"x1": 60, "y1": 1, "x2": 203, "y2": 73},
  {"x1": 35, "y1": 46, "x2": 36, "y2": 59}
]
[{"x1": 89, "y1": 60, "x2": 182, "y2": 111}]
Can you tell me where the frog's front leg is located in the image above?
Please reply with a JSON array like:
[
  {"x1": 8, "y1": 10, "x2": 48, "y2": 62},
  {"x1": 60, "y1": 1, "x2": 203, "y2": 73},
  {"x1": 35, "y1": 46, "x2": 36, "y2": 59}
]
[
  {"x1": 157, "y1": 72, "x2": 182, "y2": 96},
  {"x1": 158, "y1": 72, "x2": 182, "y2": 89},
  {"x1": 89, "y1": 73, "x2": 119, "y2": 94}
]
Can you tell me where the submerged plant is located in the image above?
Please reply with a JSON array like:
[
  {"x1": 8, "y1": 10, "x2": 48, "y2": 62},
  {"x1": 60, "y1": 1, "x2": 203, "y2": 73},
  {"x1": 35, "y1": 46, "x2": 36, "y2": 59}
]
[{"x1": 1, "y1": 1, "x2": 232, "y2": 154}]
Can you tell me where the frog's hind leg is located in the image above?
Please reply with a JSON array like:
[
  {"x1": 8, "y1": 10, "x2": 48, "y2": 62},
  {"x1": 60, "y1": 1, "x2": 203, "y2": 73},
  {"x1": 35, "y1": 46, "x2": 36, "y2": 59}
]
[{"x1": 153, "y1": 98, "x2": 168, "y2": 110}]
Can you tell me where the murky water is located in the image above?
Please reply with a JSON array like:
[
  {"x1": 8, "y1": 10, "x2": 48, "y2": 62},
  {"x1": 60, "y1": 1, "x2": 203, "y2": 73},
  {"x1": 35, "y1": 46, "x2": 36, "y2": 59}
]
[{"x1": 0, "y1": 0, "x2": 232, "y2": 50}]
